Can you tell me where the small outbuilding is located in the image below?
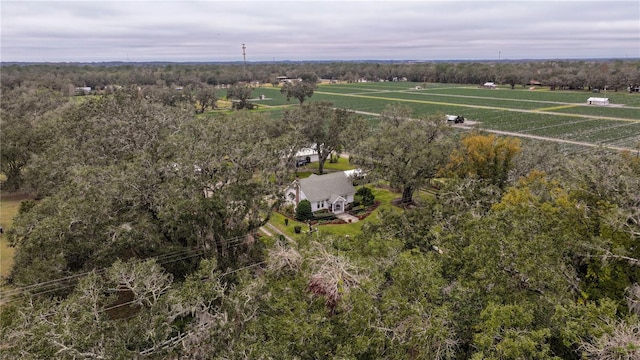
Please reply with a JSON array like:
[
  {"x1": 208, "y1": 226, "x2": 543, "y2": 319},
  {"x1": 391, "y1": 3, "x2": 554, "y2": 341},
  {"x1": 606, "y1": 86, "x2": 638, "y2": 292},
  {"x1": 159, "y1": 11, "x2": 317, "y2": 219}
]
[
  {"x1": 483, "y1": 82, "x2": 496, "y2": 89},
  {"x1": 294, "y1": 147, "x2": 319, "y2": 164},
  {"x1": 587, "y1": 97, "x2": 609, "y2": 106}
]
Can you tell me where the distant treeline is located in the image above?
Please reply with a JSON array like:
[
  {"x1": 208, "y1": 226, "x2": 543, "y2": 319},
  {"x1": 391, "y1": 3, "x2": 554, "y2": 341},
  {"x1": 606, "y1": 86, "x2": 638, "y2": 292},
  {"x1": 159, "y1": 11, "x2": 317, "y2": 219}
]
[{"x1": 2, "y1": 59, "x2": 639, "y2": 93}]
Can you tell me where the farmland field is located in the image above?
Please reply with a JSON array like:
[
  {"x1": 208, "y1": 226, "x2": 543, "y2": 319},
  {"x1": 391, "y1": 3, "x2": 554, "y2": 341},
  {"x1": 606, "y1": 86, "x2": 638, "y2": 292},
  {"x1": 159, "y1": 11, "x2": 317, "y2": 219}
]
[{"x1": 250, "y1": 81, "x2": 640, "y2": 151}]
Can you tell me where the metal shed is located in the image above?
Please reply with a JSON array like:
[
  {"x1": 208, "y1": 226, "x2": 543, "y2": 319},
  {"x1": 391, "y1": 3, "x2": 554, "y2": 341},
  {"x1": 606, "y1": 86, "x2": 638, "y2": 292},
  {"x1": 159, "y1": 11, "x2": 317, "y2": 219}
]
[{"x1": 587, "y1": 97, "x2": 609, "y2": 106}]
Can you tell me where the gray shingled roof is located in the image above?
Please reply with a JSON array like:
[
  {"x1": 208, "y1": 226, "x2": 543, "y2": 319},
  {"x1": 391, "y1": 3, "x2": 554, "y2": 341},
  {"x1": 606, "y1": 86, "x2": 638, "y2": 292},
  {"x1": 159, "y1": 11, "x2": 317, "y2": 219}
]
[{"x1": 299, "y1": 172, "x2": 356, "y2": 202}]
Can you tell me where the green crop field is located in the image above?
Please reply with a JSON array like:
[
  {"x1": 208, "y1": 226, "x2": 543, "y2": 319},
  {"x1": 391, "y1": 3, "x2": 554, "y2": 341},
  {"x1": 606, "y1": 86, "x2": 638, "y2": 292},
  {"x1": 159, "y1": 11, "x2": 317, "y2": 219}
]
[
  {"x1": 217, "y1": 81, "x2": 639, "y2": 150},
  {"x1": 297, "y1": 82, "x2": 640, "y2": 150}
]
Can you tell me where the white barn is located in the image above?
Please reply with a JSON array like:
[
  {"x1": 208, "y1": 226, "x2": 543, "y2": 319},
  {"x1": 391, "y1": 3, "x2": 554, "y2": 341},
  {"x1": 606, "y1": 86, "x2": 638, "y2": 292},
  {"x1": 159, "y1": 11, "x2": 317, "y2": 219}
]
[{"x1": 587, "y1": 97, "x2": 609, "y2": 106}]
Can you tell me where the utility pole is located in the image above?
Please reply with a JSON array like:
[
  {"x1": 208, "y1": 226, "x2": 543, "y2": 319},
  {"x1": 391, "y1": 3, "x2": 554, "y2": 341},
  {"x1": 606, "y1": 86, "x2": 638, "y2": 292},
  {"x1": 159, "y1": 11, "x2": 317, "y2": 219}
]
[{"x1": 242, "y1": 43, "x2": 247, "y2": 78}]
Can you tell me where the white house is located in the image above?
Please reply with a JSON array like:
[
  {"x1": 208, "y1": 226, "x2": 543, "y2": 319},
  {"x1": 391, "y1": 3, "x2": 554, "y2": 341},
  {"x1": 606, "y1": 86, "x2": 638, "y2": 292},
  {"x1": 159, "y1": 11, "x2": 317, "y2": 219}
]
[
  {"x1": 483, "y1": 82, "x2": 497, "y2": 89},
  {"x1": 587, "y1": 97, "x2": 609, "y2": 106},
  {"x1": 285, "y1": 172, "x2": 356, "y2": 214}
]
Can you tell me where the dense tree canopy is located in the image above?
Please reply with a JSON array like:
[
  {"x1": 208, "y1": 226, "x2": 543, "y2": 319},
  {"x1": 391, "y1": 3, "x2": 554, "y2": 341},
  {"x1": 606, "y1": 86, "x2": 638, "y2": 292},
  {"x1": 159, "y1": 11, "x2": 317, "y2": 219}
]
[
  {"x1": 357, "y1": 105, "x2": 453, "y2": 204},
  {"x1": 280, "y1": 74, "x2": 318, "y2": 104},
  {"x1": 226, "y1": 83, "x2": 254, "y2": 110},
  {"x1": 6, "y1": 89, "x2": 282, "y2": 287},
  {"x1": 1, "y1": 63, "x2": 639, "y2": 360},
  {"x1": 283, "y1": 101, "x2": 367, "y2": 175},
  {"x1": 442, "y1": 132, "x2": 521, "y2": 188}
]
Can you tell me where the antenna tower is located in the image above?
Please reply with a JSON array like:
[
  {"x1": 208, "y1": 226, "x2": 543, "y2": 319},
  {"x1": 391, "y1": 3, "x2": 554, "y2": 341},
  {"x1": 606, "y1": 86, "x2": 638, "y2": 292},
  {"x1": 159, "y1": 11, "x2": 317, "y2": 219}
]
[{"x1": 242, "y1": 43, "x2": 247, "y2": 77}]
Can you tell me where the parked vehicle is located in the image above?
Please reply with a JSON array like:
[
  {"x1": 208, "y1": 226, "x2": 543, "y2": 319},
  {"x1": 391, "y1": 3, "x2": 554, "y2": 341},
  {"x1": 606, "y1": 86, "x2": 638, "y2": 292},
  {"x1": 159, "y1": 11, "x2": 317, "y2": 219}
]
[{"x1": 445, "y1": 114, "x2": 465, "y2": 123}]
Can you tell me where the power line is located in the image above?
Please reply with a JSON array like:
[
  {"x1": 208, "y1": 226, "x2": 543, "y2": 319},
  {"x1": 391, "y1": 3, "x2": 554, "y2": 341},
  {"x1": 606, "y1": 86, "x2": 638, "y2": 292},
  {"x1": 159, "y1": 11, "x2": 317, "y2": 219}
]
[
  {"x1": 136, "y1": 261, "x2": 266, "y2": 357},
  {"x1": 1, "y1": 233, "x2": 258, "y2": 303}
]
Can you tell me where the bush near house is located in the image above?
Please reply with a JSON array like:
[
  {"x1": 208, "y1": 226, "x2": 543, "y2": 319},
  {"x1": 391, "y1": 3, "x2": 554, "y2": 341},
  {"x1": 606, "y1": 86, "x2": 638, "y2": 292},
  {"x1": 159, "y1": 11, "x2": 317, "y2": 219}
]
[
  {"x1": 295, "y1": 199, "x2": 313, "y2": 221},
  {"x1": 355, "y1": 186, "x2": 375, "y2": 206},
  {"x1": 349, "y1": 201, "x2": 381, "y2": 220},
  {"x1": 312, "y1": 210, "x2": 337, "y2": 221},
  {"x1": 279, "y1": 186, "x2": 384, "y2": 226}
]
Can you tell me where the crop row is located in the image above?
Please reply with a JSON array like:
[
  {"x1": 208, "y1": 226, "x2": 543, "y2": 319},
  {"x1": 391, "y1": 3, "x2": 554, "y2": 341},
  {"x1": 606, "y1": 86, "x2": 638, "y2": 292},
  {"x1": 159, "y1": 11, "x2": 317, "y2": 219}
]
[
  {"x1": 547, "y1": 105, "x2": 640, "y2": 120},
  {"x1": 316, "y1": 84, "x2": 640, "y2": 120},
  {"x1": 247, "y1": 83, "x2": 640, "y2": 149},
  {"x1": 363, "y1": 91, "x2": 554, "y2": 110},
  {"x1": 565, "y1": 122, "x2": 640, "y2": 144},
  {"x1": 385, "y1": 83, "x2": 640, "y2": 106},
  {"x1": 524, "y1": 119, "x2": 605, "y2": 137}
]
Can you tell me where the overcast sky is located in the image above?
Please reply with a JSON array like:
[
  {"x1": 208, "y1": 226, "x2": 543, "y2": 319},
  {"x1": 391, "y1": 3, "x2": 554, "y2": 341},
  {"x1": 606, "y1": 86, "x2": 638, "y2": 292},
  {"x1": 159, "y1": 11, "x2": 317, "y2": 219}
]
[{"x1": 2, "y1": 0, "x2": 639, "y2": 62}]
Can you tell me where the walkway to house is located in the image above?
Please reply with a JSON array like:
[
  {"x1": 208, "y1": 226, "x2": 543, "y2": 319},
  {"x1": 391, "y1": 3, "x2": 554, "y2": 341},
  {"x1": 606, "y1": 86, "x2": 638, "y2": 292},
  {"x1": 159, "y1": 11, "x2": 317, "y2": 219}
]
[{"x1": 336, "y1": 212, "x2": 359, "y2": 223}]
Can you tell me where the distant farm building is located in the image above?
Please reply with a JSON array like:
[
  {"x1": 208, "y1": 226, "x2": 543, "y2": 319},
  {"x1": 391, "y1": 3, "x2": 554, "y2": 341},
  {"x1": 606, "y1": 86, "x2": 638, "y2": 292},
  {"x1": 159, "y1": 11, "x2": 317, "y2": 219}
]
[
  {"x1": 74, "y1": 86, "x2": 91, "y2": 95},
  {"x1": 587, "y1": 97, "x2": 609, "y2": 106},
  {"x1": 527, "y1": 80, "x2": 542, "y2": 86},
  {"x1": 483, "y1": 82, "x2": 497, "y2": 89}
]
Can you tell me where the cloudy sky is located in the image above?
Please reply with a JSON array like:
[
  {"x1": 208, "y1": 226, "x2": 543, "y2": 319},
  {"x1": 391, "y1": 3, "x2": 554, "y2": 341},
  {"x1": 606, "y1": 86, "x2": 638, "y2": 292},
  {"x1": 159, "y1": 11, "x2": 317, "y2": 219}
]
[{"x1": 2, "y1": 0, "x2": 639, "y2": 62}]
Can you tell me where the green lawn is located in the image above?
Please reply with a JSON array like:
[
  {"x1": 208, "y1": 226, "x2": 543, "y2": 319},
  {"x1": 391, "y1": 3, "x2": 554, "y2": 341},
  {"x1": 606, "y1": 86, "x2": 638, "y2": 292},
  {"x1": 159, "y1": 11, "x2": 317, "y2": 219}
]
[
  {"x1": 266, "y1": 184, "x2": 403, "y2": 241},
  {"x1": 314, "y1": 156, "x2": 356, "y2": 171},
  {"x1": 0, "y1": 192, "x2": 31, "y2": 277},
  {"x1": 292, "y1": 156, "x2": 357, "y2": 179}
]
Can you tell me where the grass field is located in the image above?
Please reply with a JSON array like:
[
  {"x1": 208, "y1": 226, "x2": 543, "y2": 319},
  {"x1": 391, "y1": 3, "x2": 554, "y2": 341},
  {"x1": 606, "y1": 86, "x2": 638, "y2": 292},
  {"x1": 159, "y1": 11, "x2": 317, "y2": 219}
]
[
  {"x1": 0, "y1": 192, "x2": 31, "y2": 278},
  {"x1": 245, "y1": 81, "x2": 640, "y2": 150}
]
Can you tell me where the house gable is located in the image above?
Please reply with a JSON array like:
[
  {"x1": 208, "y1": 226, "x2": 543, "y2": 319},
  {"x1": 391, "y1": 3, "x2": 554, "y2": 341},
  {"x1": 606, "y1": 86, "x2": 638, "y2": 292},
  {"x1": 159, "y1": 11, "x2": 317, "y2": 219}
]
[{"x1": 299, "y1": 172, "x2": 355, "y2": 202}]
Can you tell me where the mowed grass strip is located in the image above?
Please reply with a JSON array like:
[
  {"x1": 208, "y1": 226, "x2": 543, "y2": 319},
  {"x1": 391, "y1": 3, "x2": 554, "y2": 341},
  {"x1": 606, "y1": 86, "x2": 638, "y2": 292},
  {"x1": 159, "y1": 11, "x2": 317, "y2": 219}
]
[{"x1": 534, "y1": 104, "x2": 580, "y2": 112}]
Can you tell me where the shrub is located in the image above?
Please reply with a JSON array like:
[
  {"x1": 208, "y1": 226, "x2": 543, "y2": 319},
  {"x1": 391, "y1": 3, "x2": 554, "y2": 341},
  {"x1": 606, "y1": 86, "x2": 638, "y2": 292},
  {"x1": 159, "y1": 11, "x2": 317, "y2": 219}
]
[
  {"x1": 281, "y1": 204, "x2": 295, "y2": 217},
  {"x1": 356, "y1": 186, "x2": 375, "y2": 206},
  {"x1": 294, "y1": 226, "x2": 302, "y2": 234},
  {"x1": 313, "y1": 212, "x2": 337, "y2": 221},
  {"x1": 295, "y1": 199, "x2": 313, "y2": 221}
]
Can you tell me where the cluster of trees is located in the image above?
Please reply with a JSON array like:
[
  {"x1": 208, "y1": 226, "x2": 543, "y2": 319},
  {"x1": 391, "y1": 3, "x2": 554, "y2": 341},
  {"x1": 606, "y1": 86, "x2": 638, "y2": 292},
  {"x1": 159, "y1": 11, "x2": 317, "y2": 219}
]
[
  {"x1": 1, "y1": 64, "x2": 639, "y2": 359},
  {"x1": 2, "y1": 59, "x2": 639, "y2": 94}
]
